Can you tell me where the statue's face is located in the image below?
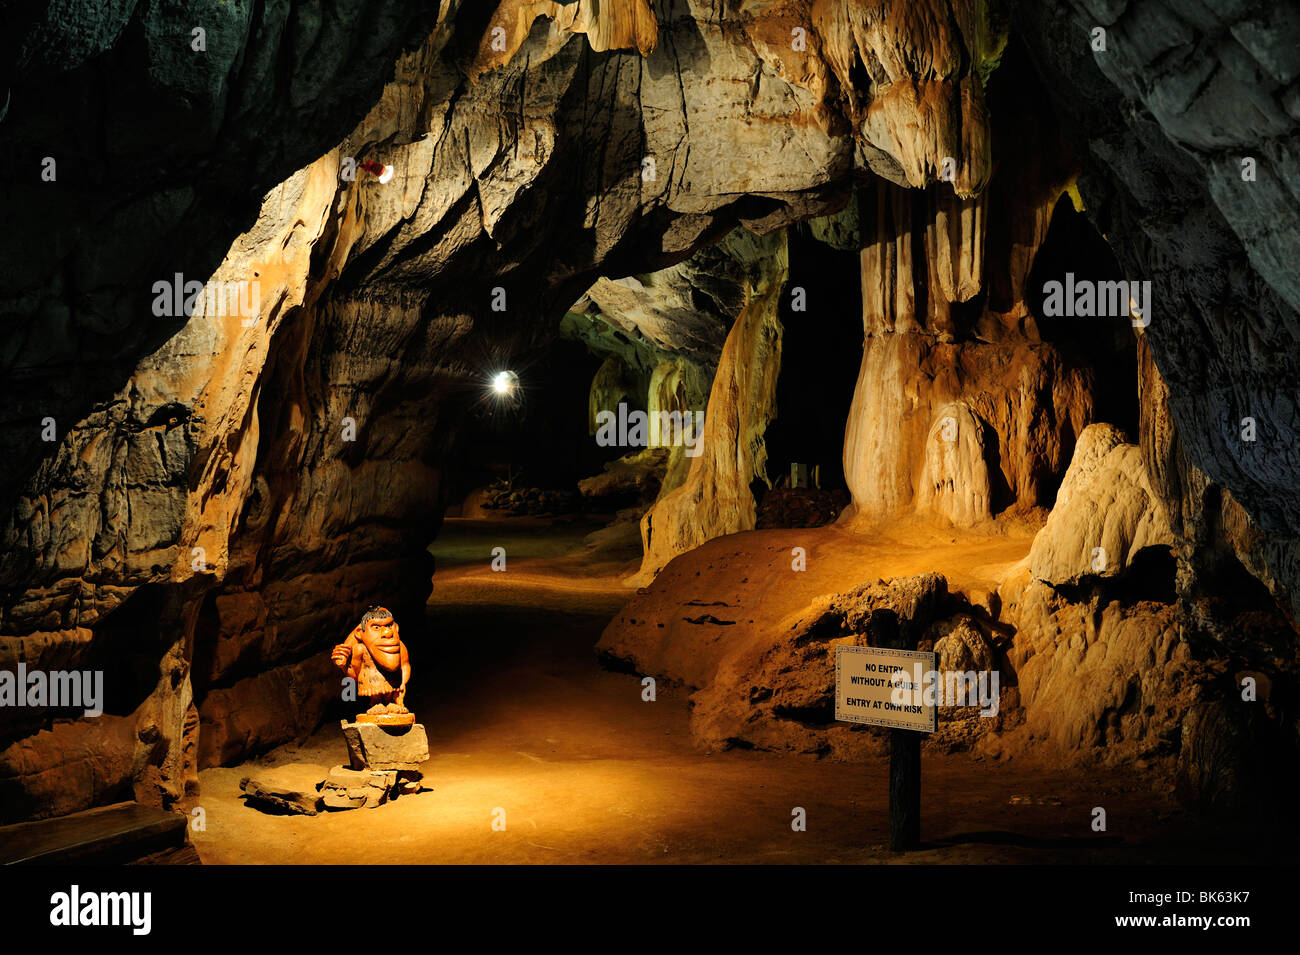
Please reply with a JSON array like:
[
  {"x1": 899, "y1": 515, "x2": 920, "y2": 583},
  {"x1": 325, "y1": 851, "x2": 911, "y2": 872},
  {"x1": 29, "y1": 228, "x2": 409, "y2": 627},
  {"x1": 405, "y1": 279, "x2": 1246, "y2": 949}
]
[{"x1": 359, "y1": 616, "x2": 399, "y2": 658}]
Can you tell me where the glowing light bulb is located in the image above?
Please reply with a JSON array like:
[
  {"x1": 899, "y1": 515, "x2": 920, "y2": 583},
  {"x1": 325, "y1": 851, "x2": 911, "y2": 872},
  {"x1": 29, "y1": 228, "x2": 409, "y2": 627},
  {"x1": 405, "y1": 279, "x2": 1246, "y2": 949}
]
[{"x1": 492, "y1": 370, "x2": 518, "y2": 395}]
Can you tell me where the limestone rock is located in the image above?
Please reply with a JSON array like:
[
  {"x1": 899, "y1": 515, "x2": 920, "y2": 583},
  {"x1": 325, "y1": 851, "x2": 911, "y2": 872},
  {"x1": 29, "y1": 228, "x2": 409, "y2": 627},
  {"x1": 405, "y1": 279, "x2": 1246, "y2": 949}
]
[
  {"x1": 840, "y1": 155, "x2": 1099, "y2": 531},
  {"x1": 0, "y1": 0, "x2": 1023, "y2": 820},
  {"x1": 635, "y1": 231, "x2": 788, "y2": 582},
  {"x1": 914, "y1": 402, "x2": 992, "y2": 527},
  {"x1": 755, "y1": 488, "x2": 851, "y2": 529},
  {"x1": 1176, "y1": 701, "x2": 1280, "y2": 815},
  {"x1": 2, "y1": 0, "x2": 1299, "y2": 829},
  {"x1": 320, "y1": 766, "x2": 400, "y2": 811},
  {"x1": 239, "y1": 765, "x2": 327, "y2": 816},
  {"x1": 321, "y1": 790, "x2": 369, "y2": 811},
  {"x1": 468, "y1": 0, "x2": 659, "y2": 78},
  {"x1": 690, "y1": 574, "x2": 954, "y2": 755},
  {"x1": 0, "y1": 0, "x2": 442, "y2": 538},
  {"x1": 198, "y1": 654, "x2": 336, "y2": 769},
  {"x1": 925, "y1": 615, "x2": 1009, "y2": 751},
  {"x1": 842, "y1": 331, "x2": 1094, "y2": 526},
  {"x1": 933, "y1": 617, "x2": 996, "y2": 674},
  {"x1": 574, "y1": 257, "x2": 739, "y2": 366},
  {"x1": 340, "y1": 721, "x2": 430, "y2": 772},
  {"x1": 1001, "y1": 573, "x2": 1196, "y2": 759},
  {"x1": 0, "y1": 717, "x2": 139, "y2": 825},
  {"x1": 1029, "y1": 424, "x2": 1174, "y2": 586},
  {"x1": 577, "y1": 449, "x2": 669, "y2": 502},
  {"x1": 1015, "y1": 0, "x2": 1300, "y2": 622}
]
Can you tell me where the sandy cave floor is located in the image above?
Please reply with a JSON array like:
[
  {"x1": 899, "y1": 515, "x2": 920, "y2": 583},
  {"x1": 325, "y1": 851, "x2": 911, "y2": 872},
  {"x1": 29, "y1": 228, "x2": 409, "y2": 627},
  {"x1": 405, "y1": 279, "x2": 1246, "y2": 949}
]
[{"x1": 192, "y1": 516, "x2": 1280, "y2": 865}]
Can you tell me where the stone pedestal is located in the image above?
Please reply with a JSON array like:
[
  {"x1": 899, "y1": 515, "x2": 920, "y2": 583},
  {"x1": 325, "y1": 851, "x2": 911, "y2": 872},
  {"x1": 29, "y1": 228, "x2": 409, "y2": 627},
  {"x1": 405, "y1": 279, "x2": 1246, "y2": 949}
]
[
  {"x1": 340, "y1": 720, "x2": 429, "y2": 771},
  {"x1": 311, "y1": 720, "x2": 430, "y2": 811},
  {"x1": 239, "y1": 722, "x2": 431, "y2": 814},
  {"x1": 320, "y1": 767, "x2": 398, "y2": 810}
]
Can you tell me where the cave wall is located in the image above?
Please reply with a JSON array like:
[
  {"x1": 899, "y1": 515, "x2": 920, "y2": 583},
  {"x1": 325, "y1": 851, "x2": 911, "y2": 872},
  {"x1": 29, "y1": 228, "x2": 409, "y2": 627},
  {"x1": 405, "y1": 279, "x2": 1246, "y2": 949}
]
[
  {"x1": 1011, "y1": 0, "x2": 1300, "y2": 624},
  {"x1": 561, "y1": 234, "x2": 762, "y2": 504},
  {"x1": 0, "y1": 0, "x2": 442, "y2": 520},
  {"x1": 1002, "y1": 0, "x2": 1300, "y2": 805},
  {"x1": 598, "y1": 5, "x2": 1300, "y2": 811}
]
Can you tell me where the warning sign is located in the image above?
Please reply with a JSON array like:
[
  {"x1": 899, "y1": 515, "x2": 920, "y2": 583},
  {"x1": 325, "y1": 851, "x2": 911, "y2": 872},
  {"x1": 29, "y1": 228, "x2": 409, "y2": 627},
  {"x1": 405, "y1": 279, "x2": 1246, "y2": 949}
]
[{"x1": 834, "y1": 645, "x2": 936, "y2": 733}]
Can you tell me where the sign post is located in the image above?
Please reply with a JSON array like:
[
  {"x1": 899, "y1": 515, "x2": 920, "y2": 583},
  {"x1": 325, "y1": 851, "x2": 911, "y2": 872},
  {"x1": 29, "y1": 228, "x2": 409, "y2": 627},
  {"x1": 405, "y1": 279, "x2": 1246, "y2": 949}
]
[{"x1": 834, "y1": 609, "x2": 936, "y2": 851}]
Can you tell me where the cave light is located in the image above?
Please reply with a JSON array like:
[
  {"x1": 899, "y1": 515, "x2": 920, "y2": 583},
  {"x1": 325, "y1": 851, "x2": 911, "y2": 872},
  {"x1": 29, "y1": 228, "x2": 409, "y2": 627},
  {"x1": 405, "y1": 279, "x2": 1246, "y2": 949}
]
[
  {"x1": 492, "y1": 370, "x2": 519, "y2": 396},
  {"x1": 360, "y1": 159, "x2": 395, "y2": 183}
]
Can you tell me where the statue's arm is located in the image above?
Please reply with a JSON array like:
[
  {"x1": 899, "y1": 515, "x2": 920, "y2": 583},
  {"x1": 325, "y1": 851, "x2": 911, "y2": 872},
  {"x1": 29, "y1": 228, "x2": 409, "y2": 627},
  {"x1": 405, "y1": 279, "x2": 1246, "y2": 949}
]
[{"x1": 331, "y1": 630, "x2": 360, "y2": 675}]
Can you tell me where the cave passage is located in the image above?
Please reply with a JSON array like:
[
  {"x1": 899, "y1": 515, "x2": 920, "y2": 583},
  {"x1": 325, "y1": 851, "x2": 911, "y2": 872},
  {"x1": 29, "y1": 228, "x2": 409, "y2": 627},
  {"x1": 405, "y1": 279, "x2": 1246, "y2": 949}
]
[
  {"x1": 4, "y1": 0, "x2": 1300, "y2": 894},
  {"x1": 187, "y1": 515, "x2": 1277, "y2": 864}
]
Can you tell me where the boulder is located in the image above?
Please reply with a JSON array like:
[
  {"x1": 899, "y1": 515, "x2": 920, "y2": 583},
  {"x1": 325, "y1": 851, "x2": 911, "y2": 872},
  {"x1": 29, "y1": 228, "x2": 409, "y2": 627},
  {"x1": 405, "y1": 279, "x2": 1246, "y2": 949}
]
[
  {"x1": 578, "y1": 449, "x2": 669, "y2": 502},
  {"x1": 933, "y1": 616, "x2": 996, "y2": 673},
  {"x1": 1029, "y1": 423, "x2": 1174, "y2": 585},
  {"x1": 690, "y1": 574, "x2": 952, "y2": 755},
  {"x1": 320, "y1": 766, "x2": 399, "y2": 811},
  {"x1": 340, "y1": 721, "x2": 429, "y2": 772},
  {"x1": 238, "y1": 764, "x2": 327, "y2": 816}
]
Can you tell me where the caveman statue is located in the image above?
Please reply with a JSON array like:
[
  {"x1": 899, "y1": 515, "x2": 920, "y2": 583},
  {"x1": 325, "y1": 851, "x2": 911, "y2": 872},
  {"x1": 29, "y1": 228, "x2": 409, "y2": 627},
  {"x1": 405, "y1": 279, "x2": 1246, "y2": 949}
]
[{"x1": 331, "y1": 606, "x2": 413, "y2": 725}]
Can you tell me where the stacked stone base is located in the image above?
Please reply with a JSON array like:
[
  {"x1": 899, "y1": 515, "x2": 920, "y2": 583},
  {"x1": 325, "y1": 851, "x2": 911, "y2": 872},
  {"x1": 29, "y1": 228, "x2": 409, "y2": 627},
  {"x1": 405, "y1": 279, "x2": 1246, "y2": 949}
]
[
  {"x1": 239, "y1": 720, "x2": 430, "y2": 815},
  {"x1": 324, "y1": 719, "x2": 430, "y2": 810},
  {"x1": 320, "y1": 766, "x2": 421, "y2": 809}
]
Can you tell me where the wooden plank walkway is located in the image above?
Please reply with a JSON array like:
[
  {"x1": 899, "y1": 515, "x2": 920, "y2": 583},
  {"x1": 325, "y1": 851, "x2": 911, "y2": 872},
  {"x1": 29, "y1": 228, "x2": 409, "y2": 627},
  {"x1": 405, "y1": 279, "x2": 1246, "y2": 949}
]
[{"x1": 0, "y1": 801, "x2": 192, "y2": 865}]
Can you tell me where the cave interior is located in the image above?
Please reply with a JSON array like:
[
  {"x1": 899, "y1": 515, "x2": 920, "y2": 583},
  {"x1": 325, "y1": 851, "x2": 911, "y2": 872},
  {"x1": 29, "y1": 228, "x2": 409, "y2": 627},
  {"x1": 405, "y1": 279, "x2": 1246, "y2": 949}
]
[{"x1": 1, "y1": 0, "x2": 1298, "y2": 867}]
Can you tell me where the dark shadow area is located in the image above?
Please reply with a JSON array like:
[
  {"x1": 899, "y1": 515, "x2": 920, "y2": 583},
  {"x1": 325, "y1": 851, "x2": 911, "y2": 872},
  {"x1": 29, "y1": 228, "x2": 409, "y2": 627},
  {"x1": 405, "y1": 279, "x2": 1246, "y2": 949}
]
[
  {"x1": 1027, "y1": 195, "x2": 1140, "y2": 441},
  {"x1": 443, "y1": 337, "x2": 615, "y2": 504},
  {"x1": 83, "y1": 584, "x2": 169, "y2": 719},
  {"x1": 763, "y1": 225, "x2": 863, "y2": 493}
]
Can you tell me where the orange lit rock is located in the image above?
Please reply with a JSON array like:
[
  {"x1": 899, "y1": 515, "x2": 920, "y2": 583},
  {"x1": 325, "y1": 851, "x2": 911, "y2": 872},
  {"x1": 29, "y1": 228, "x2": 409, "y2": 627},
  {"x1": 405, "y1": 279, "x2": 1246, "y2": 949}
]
[
  {"x1": 3, "y1": 0, "x2": 1296, "y2": 829},
  {"x1": 998, "y1": 570, "x2": 1197, "y2": 764},
  {"x1": 320, "y1": 766, "x2": 400, "y2": 810},
  {"x1": 469, "y1": 0, "x2": 659, "y2": 79},
  {"x1": 634, "y1": 231, "x2": 788, "y2": 582},
  {"x1": 914, "y1": 401, "x2": 992, "y2": 528},
  {"x1": 239, "y1": 764, "x2": 327, "y2": 816},
  {"x1": 1028, "y1": 423, "x2": 1174, "y2": 586}
]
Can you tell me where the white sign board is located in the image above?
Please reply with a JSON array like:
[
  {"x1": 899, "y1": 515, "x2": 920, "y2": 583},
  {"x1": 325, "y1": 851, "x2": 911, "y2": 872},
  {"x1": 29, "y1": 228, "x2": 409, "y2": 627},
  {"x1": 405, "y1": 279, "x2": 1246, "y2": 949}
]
[{"x1": 834, "y1": 645, "x2": 937, "y2": 733}]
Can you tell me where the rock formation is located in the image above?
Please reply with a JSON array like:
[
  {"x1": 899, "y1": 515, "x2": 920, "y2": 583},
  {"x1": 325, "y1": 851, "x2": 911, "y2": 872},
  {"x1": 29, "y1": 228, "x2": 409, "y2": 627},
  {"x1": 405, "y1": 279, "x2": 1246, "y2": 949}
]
[
  {"x1": 1012, "y1": 0, "x2": 1300, "y2": 624},
  {"x1": 635, "y1": 230, "x2": 788, "y2": 581},
  {"x1": 1028, "y1": 422, "x2": 1174, "y2": 585},
  {"x1": 914, "y1": 401, "x2": 992, "y2": 528}
]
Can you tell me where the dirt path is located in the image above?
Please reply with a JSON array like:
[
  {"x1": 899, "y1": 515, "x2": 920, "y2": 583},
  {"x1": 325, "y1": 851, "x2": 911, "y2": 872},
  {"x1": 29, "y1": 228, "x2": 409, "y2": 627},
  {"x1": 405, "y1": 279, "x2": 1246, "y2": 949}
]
[{"x1": 193, "y1": 518, "x2": 1273, "y2": 864}]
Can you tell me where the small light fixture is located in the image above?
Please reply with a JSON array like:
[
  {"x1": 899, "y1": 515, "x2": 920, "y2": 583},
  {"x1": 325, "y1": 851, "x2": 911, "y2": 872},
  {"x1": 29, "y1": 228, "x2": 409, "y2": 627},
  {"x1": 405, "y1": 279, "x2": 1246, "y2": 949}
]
[
  {"x1": 360, "y1": 159, "x2": 395, "y2": 183},
  {"x1": 491, "y1": 370, "x2": 519, "y2": 396}
]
